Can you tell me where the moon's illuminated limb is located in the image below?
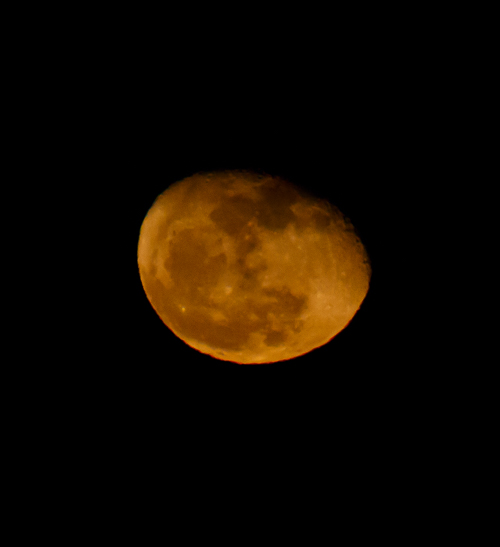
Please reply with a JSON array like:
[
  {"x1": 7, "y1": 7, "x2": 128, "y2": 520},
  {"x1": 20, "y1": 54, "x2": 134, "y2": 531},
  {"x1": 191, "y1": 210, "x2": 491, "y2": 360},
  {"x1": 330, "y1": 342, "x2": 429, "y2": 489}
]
[{"x1": 138, "y1": 170, "x2": 371, "y2": 364}]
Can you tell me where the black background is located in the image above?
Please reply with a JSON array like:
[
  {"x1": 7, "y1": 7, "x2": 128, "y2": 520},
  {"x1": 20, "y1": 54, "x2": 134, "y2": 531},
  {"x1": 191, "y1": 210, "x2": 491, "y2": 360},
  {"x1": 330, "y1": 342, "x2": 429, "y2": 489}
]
[
  {"x1": 20, "y1": 7, "x2": 450, "y2": 458},
  {"x1": 90, "y1": 90, "x2": 411, "y2": 414},
  {"x1": 16, "y1": 11, "x2": 462, "y2": 527},
  {"x1": 65, "y1": 39, "x2": 427, "y2": 425},
  {"x1": 26, "y1": 4, "x2": 447, "y2": 464},
  {"x1": 68, "y1": 85, "x2": 428, "y2": 496}
]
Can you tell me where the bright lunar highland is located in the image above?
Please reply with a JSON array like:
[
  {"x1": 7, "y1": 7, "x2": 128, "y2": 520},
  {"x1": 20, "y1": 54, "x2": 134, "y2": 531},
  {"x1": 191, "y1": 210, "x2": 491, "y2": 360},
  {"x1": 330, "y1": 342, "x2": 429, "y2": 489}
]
[{"x1": 138, "y1": 170, "x2": 371, "y2": 364}]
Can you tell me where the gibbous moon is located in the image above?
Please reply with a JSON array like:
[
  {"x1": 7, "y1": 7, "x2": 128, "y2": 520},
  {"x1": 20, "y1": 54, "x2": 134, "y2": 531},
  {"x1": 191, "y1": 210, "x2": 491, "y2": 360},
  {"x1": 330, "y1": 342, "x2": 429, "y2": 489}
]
[{"x1": 138, "y1": 170, "x2": 371, "y2": 364}]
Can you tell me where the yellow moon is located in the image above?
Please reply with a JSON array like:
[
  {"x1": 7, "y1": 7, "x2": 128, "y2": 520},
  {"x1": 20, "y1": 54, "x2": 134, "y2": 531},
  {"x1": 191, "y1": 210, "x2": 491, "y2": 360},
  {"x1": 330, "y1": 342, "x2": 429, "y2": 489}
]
[{"x1": 137, "y1": 170, "x2": 371, "y2": 364}]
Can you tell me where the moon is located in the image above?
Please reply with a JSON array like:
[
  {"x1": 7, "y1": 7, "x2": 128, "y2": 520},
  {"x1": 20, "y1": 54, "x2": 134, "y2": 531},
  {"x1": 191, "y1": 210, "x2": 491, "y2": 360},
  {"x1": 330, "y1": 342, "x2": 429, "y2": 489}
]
[{"x1": 137, "y1": 170, "x2": 371, "y2": 364}]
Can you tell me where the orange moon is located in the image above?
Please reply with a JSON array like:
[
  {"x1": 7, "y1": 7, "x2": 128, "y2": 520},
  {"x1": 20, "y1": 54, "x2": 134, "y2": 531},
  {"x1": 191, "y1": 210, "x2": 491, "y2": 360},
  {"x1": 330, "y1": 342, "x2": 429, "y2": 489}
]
[{"x1": 137, "y1": 170, "x2": 371, "y2": 364}]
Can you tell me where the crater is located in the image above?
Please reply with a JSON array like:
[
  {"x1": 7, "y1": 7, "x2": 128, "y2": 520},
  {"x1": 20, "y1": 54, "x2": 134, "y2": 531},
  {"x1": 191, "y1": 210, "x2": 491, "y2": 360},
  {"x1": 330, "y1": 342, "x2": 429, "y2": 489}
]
[
  {"x1": 264, "y1": 330, "x2": 287, "y2": 347},
  {"x1": 167, "y1": 303, "x2": 251, "y2": 351},
  {"x1": 236, "y1": 230, "x2": 261, "y2": 257},
  {"x1": 257, "y1": 182, "x2": 299, "y2": 211},
  {"x1": 311, "y1": 210, "x2": 332, "y2": 230},
  {"x1": 262, "y1": 286, "x2": 308, "y2": 317},
  {"x1": 150, "y1": 249, "x2": 158, "y2": 276},
  {"x1": 254, "y1": 183, "x2": 300, "y2": 231},
  {"x1": 225, "y1": 286, "x2": 309, "y2": 348},
  {"x1": 209, "y1": 195, "x2": 258, "y2": 236},
  {"x1": 165, "y1": 228, "x2": 227, "y2": 305},
  {"x1": 141, "y1": 271, "x2": 170, "y2": 317},
  {"x1": 238, "y1": 263, "x2": 268, "y2": 292},
  {"x1": 156, "y1": 218, "x2": 170, "y2": 242}
]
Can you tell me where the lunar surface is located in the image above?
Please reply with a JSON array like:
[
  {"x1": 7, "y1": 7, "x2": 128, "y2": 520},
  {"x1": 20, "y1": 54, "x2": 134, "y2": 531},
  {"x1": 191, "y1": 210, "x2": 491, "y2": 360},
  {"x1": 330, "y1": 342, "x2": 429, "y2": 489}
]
[{"x1": 137, "y1": 170, "x2": 371, "y2": 364}]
